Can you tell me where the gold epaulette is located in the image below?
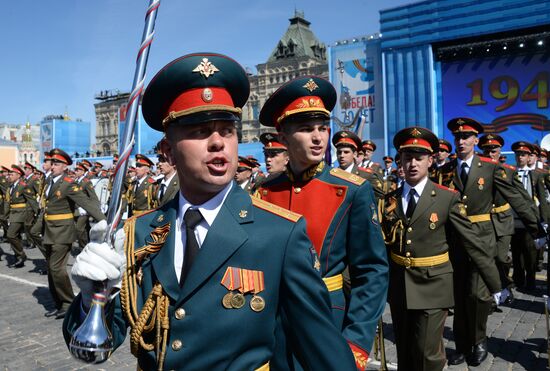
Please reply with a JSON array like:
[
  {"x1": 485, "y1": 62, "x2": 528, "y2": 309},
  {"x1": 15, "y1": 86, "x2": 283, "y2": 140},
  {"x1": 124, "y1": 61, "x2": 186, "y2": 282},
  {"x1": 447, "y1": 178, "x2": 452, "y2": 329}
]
[
  {"x1": 330, "y1": 168, "x2": 366, "y2": 186},
  {"x1": 251, "y1": 197, "x2": 301, "y2": 222}
]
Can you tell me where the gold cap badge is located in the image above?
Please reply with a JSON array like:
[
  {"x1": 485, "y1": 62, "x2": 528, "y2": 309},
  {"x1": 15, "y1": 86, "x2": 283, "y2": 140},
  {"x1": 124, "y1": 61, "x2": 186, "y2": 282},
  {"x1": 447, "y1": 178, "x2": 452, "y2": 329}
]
[
  {"x1": 192, "y1": 58, "x2": 220, "y2": 78},
  {"x1": 303, "y1": 78, "x2": 319, "y2": 92}
]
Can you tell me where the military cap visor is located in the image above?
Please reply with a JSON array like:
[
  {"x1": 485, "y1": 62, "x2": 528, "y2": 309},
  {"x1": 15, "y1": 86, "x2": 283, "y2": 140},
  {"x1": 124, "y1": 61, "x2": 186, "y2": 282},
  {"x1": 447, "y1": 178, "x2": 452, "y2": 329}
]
[
  {"x1": 238, "y1": 156, "x2": 255, "y2": 170},
  {"x1": 393, "y1": 127, "x2": 439, "y2": 154},
  {"x1": 260, "y1": 132, "x2": 287, "y2": 150},
  {"x1": 10, "y1": 165, "x2": 24, "y2": 176},
  {"x1": 479, "y1": 134, "x2": 504, "y2": 149},
  {"x1": 332, "y1": 131, "x2": 361, "y2": 151},
  {"x1": 259, "y1": 76, "x2": 336, "y2": 129},
  {"x1": 362, "y1": 140, "x2": 376, "y2": 152},
  {"x1": 142, "y1": 52, "x2": 250, "y2": 132},
  {"x1": 447, "y1": 117, "x2": 484, "y2": 135},
  {"x1": 512, "y1": 141, "x2": 534, "y2": 154},
  {"x1": 437, "y1": 139, "x2": 452, "y2": 153},
  {"x1": 135, "y1": 154, "x2": 154, "y2": 167},
  {"x1": 50, "y1": 148, "x2": 73, "y2": 165}
]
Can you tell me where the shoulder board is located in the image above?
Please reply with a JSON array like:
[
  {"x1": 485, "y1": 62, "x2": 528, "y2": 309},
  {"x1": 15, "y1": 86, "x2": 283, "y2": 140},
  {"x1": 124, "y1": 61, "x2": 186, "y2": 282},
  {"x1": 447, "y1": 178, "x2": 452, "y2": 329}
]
[
  {"x1": 373, "y1": 162, "x2": 381, "y2": 167},
  {"x1": 358, "y1": 166, "x2": 373, "y2": 173},
  {"x1": 479, "y1": 156, "x2": 497, "y2": 164},
  {"x1": 82, "y1": 177, "x2": 90, "y2": 183},
  {"x1": 535, "y1": 168, "x2": 548, "y2": 174},
  {"x1": 147, "y1": 177, "x2": 156, "y2": 184},
  {"x1": 329, "y1": 168, "x2": 366, "y2": 186},
  {"x1": 434, "y1": 182, "x2": 458, "y2": 193},
  {"x1": 20, "y1": 181, "x2": 27, "y2": 187},
  {"x1": 502, "y1": 163, "x2": 516, "y2": 170},
  {"x1": 251, "y1": 197, "x2": 301, "y2": 223},
  {"x1": 32, "y1": 174, "x2": 40, "y2": 180},
  {"x1": 64, "y1": 176, "x2": 74, "y2": 183}
]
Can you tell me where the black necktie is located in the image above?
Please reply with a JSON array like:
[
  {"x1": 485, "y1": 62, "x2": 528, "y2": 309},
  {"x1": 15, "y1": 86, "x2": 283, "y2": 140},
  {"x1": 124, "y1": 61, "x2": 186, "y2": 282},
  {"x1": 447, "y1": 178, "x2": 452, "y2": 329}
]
[
  {"x1": 406, "y1": 189, "x2": 417, "y2": 219},
  {"x1": 460, "y1": 162, "x2": 469, "y2": 186},
  {"x1": 180, "y1": 209, "x2": 204, "y2": 286},
  {"x1": 47, "y1": 179, "x2": 55, "y2": 198},
  {"x1": 159, "y1": 183, "x2": 166, "y2": 200}
]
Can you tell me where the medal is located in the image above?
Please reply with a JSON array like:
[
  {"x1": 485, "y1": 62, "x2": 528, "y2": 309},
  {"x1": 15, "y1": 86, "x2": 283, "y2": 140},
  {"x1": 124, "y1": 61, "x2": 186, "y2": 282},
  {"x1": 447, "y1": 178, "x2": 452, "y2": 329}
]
[
  {"x1": 231, "y1": 293, "x2": 246, "y2": 309},
  {"x1": 478, "y1": 177, "x2": 484, "y2": 190},
  {"x1": 221, "y1": 267, "x2": 242, "y2": 308},
  {"x1": 429, "y1": 213, "x2": 438, "y2": 230},
  {"x1": 250, "y1": 295, "x2": 266, "y2": 312},
  {"x1": 222, "y1": 292, "x2": 234, "y2": 309}
]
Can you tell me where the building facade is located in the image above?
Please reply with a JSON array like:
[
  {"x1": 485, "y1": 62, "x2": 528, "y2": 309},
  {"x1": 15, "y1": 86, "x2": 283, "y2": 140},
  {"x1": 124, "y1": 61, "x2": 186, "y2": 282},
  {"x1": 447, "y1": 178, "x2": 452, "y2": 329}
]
[
  {"x1": 240, "y1": 11, "x2": 328, "y2": 143},
  {"x1": 94, "y1": 90, "x2": 130, "y2": 155}
]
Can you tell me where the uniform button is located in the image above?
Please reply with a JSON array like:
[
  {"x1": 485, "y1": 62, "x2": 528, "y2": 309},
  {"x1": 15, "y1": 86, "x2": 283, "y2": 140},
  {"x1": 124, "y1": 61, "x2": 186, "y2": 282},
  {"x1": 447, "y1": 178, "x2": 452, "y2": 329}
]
[
  {"x1": 174, "y1": 308, "x2": 185, "y2": 320},
  {"x1": 405, "y1": 252, "x2": 411, "y2": 257},
  {"x1": 262, "y1": 190, "x2": 268, "y2": 196},
  {"x1": 407, "y1": 227, "x2": 413, "y2": 232},
  {"x1": 462, "y1": 195, "x2": 468, "y2": 200},
  {"x1": 171, "y1": 339, "x2": 183, "y2": 351},
  {"x1": 406, "y1": 239, "x2": 412, "y2": 245},
  {"x1": 464, "y1": 205, "x2": 468, "y2": 209},
  {"x1": 336, "y1": 189, "x2": 343, "y2": 196},
  {"x1": 294, "y1": 187, "x2": 301, "y2": 194}
]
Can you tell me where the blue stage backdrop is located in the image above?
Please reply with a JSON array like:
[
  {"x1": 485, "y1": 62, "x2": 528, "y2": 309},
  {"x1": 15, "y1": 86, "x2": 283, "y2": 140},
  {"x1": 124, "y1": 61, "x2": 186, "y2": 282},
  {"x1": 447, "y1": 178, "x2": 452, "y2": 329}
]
[{"x1": 441, "y1": 52, "x2": 550, "y2": 151}]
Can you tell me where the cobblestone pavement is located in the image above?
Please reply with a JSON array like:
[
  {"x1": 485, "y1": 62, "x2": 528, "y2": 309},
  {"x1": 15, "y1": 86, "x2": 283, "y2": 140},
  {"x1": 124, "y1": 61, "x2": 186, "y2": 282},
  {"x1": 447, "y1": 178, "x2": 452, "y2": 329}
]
[{"x1": 0, "y1": 239, "x2": 548, "y2": 370}]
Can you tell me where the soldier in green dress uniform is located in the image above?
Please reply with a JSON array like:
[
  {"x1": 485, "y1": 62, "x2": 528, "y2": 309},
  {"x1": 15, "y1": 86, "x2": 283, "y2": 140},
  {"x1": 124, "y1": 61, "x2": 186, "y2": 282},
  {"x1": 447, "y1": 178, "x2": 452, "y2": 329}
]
[
  {"x1": 478, "y1": 134, "x2": 535, "y2": 299},
  {"x1": 65, "y1": 52, "x2": 356, "y2": 370},
  {"x1": 510, "y1": 141, "x2": 550, "y2": 291},
  {"x1": 437, "y1": 118, "x2": 542, "y2": 366},
  {"x1": 382, "y1": 126, "x2": 504, "y2": 371},
  {"x1": 6, "y1": 165, "x2": 39, "y2": 267},
  {"x1": 73, "y1": 161, "x2": 102, "y2": 252},
  {"x1": 42, "y1": 149, "x2": 106, "y2": 319},
  {"x1": 0, "y1": 166, "x2": 10, "y2": 241},
  {"x1": 332, "y1": 130, "x2": 385, "y2": 199},
  {"x1": 128, "y1": 154, "x2": 157, "y2": 217}
]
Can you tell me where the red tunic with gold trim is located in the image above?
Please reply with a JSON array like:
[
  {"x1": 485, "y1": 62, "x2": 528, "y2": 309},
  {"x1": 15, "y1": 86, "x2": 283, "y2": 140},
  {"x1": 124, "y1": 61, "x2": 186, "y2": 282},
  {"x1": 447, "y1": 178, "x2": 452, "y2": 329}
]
[{"x1": 257, "y1": 162, "x2": 389, "y2": 368}]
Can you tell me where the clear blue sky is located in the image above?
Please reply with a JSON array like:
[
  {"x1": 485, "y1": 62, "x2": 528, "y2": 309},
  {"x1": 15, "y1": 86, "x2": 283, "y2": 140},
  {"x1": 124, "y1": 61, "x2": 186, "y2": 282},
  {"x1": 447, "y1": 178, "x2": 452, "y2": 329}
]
[{"x1": 1, "y1": 0, "x2": 414, "y2": 125}]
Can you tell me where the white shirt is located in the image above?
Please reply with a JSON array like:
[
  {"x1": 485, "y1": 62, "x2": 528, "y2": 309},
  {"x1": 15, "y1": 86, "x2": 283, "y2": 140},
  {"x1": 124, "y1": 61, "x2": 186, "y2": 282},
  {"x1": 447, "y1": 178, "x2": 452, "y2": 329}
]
[
  {"x1": 46, "y1": 174, "x2": 63, "y2": 198},
  {"x1": 158, "y1": 172, "x2": 176, "y2": 199},
  {"x1": 343, "y1": 163, "x2": 355, "y2": 173},
  {"x1": 401, "y1": 176, "x2": 429, "y2": 215},
  {"x1": 174, "y1": 182, "x2": 233, "y2": 281},
  {"x1": 239, "y1": 179, "x2": 251, "y2": 190}
]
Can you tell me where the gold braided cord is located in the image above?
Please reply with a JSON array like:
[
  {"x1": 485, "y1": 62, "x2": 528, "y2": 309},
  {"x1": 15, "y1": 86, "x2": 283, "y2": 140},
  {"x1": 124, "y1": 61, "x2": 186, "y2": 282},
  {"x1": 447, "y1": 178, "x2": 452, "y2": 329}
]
[{"x1": 120, "y1": 217, "x2": 171, "y2": 371}]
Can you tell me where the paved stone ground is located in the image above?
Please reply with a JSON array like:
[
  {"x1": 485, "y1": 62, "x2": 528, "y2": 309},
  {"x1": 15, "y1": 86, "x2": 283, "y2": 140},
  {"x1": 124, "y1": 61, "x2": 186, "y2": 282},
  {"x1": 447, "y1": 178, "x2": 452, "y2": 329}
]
[{"x1": 0, "y1": 238, "x2": 548, "y2": 370}]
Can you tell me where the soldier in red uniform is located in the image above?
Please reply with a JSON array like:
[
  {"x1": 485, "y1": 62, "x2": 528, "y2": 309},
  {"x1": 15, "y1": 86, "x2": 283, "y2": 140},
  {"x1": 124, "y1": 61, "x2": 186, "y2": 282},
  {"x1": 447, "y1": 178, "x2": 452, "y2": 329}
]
[{"x1": 256, "y1": 76, "x2": 388, "y2": 370}]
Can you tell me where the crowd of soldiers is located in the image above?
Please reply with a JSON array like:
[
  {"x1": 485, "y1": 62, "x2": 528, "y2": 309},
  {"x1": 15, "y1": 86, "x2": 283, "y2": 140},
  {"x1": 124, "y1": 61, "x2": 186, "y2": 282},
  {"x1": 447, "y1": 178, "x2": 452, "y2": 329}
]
[
  {"x1": 1, "y1": 53, "x2": 549, "y2": 370},
  {"x1": 0, "y1": 149, "x2": 179, "y2": 320}
]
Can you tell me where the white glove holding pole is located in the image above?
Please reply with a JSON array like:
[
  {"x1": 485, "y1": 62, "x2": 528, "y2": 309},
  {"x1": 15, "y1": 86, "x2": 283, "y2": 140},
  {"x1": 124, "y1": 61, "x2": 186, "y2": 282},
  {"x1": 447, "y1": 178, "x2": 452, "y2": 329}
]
[{"x1": 71, "y1": 220, "x2": 126, "y2": 309}]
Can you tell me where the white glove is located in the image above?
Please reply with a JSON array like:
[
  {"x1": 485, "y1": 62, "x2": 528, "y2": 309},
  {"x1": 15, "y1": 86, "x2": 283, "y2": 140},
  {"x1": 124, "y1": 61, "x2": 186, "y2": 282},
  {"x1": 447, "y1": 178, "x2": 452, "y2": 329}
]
[
  {"x1": 72, "y1": 220, "x2": 126, "y2": 309},
  {"x1": 493, "y1": 288, "x2": 510, "y2": 306},
  {"x1": 535, "y1": 237, "x2": 547, "y2": 250}
]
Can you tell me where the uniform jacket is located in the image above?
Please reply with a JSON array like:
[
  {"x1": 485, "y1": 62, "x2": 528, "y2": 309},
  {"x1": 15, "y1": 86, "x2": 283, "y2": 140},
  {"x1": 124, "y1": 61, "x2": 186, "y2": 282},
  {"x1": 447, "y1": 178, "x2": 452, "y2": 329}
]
[
  {"x1": 7, "y1": 180, "x2": 39, "y2": 223},
  {"x1": 155, "y1": 173, "x2": 179, "y2": 208},
  {"x1": 74, "y1": 176, "x2": 102, "y2": 217},
  {"x1": 436, "y1": 155, "x2": 541, "y2": 250},
  {"x1": 257, "y1": 162, "x2": 389, "y2": 355},
  {"x1": 492, "y1": 163, "x2": 537, "y2": 237},
  {"x1": 350, "y1": 164, "x2": 384, "y2": 199},
  {"x1": 130, "y1": 175, "x2": 157, "y2": 213},
  {"x1": 382, "y1": 180, "x2": 501, "y2": 310},
  {"x1": 64, "y1": 185, "x2": 356, "y2": 370},
  {"x1": 531, "y1": 168, "x2": 550, "y2": 223},
  {"x1": 43, "y1": 175, "x2": 105, "y2": 245}
]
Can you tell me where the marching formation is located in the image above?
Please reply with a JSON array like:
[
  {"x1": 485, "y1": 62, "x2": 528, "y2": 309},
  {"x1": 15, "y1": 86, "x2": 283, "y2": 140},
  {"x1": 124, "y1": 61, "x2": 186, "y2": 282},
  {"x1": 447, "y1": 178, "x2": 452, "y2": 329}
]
[{"x1": 1, "y1": 51, "x2": 548, "y2": 371}]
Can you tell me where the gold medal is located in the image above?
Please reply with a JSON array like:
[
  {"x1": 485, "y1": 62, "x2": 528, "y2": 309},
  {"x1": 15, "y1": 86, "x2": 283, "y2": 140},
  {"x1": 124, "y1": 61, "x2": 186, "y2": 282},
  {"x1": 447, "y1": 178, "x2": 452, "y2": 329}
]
[
  {"x1": 429, "y1": 222, "x2": 436, "y2": 230},
  {"x1": 222, "y1": 292, "x2": 234, "y2": 309},
  {"x1": 231, "y1": 293, "x2": 246, "y2": 309},
  {"x1": 250, "y1": 295, "x2": 266, "y2": 312}
]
